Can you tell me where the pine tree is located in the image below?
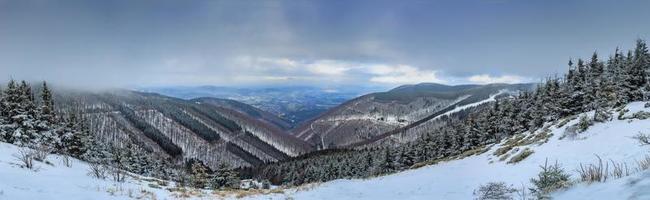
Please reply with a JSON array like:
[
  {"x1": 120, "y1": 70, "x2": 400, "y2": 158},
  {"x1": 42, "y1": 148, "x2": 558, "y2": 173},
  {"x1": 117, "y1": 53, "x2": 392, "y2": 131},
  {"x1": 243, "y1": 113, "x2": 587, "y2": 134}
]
[
  {"x1": 375, "y1": 148, "x2": 396, "y2": 175},
  {"x1": 39, "y1": 82, "x2": 55, "y2": 123},
  {"x1": 633, "y1": 39, "x2": 650, "y2": 99},
  {"x1": 11, "y1": 81, "x2": 37, "y2": 145},
  {"x1": 190, "y1": 161, "x2": 210, "y2": 189}
]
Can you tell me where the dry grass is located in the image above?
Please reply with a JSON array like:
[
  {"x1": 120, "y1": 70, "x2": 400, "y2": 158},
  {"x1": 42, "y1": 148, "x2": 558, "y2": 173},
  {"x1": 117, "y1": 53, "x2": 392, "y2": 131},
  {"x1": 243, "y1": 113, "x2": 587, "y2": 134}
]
[
  {"x1": 577, "y1": 155, "x2": 608, "y2": 183},
  {"x1": 209, "y1": 187, "x2": 288, "y2": 199},
  {"x1": 636, "y1": 155, "x2": 650, "y2": 171},
  {"x1": 576, "y1": 155, "x2": 650, "y2": 184},
  {"x1": 493, "y1": 129, "x2": 550, "y2": 161},
  {"x1": 507, "y1": 148, "x2": 534, "y2": 164},
  {"x1": 458, "y1": 145, "x2": 490, "y2": 159},
  {"x1": 494, "y1": 145, "x2": 515, "y2": 157},
  {"x1": 556, "y1": 115, "x2": 578, "y2": 128}
]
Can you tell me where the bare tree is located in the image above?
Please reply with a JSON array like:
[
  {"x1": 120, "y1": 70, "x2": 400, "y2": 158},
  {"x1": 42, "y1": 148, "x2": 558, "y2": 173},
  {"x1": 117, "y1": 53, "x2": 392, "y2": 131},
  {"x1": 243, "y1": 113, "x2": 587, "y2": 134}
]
[{"x1": 87, "y1": 162, "x2": 108, "y2": 179}]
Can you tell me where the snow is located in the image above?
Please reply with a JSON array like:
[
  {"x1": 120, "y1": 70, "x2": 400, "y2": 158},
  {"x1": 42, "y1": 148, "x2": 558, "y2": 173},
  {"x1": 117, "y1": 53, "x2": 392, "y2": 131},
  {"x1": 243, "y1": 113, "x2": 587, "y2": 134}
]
[
  {"x1": 0, "y1": 143, "x2": 175, "y2": 200},
  {"x1": 246, "y1": 102, "x2": 650, "y2": 200}
]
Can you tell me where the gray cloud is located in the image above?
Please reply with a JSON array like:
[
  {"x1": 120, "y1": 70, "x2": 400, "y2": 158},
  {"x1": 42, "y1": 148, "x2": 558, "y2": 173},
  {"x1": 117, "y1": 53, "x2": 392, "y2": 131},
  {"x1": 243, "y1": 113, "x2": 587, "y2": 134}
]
[{"x1": 1, "y1": 0, "x2": 649, "y2": 88}]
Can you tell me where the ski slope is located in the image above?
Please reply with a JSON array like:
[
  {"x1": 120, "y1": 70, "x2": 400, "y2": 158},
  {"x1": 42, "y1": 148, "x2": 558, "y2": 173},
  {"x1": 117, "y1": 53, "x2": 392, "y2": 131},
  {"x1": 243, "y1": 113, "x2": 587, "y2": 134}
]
[{"x1": 248, "y1": 102, "x2": 650, "y2": 200}]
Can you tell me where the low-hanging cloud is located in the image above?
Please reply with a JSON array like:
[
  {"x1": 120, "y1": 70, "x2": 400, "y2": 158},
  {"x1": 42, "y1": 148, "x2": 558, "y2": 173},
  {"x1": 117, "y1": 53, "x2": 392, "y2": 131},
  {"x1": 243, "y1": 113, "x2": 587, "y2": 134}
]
[
  {"x1": 367, "y1": 65, "x2": 445, "y2": 84},
  {"x1": 467, "y1": 74, "x2": 528, "y2": 84}
]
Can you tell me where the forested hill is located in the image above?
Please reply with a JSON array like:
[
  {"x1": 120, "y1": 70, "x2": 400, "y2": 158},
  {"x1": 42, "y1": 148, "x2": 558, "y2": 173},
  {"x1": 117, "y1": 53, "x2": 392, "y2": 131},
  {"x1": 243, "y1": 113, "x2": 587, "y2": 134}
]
[
  {"x1": 291, "y1": 83, "x2": 533, "y2": 149},
  {"x1": 254, "y1": 39, "x2": 650, "y2": 188},
  {"x1": 52, "y1": 90, "x2": 313, "y2": 169}
]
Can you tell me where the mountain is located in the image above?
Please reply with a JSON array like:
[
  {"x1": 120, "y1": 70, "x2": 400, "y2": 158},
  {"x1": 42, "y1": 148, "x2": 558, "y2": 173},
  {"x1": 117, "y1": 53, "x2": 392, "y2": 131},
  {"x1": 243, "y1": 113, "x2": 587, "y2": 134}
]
[
  {"x1": 139, "y1": 86, "x2": 382, "y2": 127},
  {"x1": 291, "y1": 83, "x2": 534, "y2": 149},
  {"x1": 252, "y1": 101, "x2": 650, "y2": 200},
  {"x1": 54, "y1": 90, "x2": 312, "y2": 169}
]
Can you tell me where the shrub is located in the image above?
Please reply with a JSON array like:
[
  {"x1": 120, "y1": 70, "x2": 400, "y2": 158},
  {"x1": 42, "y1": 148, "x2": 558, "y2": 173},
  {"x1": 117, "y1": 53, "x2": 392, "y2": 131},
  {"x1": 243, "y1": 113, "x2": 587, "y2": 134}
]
[
  {"x1": 473, "y1": 182, "x2": 517, "y2": 200},
  {"x1": 617, "y1": 108, "x2": 629, "y2": 120},
  {"x1": 632, "y1": 111, "x2": 650, "y2": 120},
  {"x1": 32, "y1": 144, "x2": 52, "y2": 162},
  {"x1": 633, "y1": 133, "x2": 650, "y2": 145},
  {"x1": 593, "y1": 109, "x2": 612, "y2": 122},
  {"x1": 88, "y1": 162, "x2": 108, "y2": 179},
  {"x1": 576, "y1": 115, "x2": 593, "y2": 133},
  {"x1": 61, "y1": 154, "x2": 72, "y2": 167},
  {"x1": 637, "y1": 155, "x2": 650, "y2": 171},
  {"x1": 530, "y1": 160, "x2": 571, "y2": 199},
  {"x1": 14, "y1": 148, "x2": 35, "y2": 169},
  {"x1": 507, "y1": 148, "x2": 534, "y2": 164}
]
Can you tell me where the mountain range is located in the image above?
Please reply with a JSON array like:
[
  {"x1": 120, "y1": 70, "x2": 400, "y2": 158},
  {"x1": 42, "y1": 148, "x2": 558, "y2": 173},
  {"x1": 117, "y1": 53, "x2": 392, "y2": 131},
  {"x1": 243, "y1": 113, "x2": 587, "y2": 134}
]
[
  {"x1": 53, "y1": 83, "x2": 533, "y2": 169},
  {"x1": 138, "y1": 86, "x2": 384, "y2": 127}
]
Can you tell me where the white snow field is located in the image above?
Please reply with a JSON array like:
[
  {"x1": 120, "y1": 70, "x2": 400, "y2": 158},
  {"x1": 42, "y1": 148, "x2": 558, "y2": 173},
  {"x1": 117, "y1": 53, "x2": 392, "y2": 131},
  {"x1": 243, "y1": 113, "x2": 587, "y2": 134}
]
[
  {"x1": 247, "y1": 102, "x2": 650, "y2": 200},
  {"x1": 0, "y1": 143, "x2": 176, "y2": 200},
  {"x1": 1, "y1": 102, "x2": 649, "y2": 200}
]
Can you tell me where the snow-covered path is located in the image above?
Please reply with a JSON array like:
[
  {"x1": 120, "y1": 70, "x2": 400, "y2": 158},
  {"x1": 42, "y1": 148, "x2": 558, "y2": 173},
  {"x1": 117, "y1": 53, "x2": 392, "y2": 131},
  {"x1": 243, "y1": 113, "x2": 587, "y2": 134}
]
[{"x1": 250, "y1": 102, "x2": 650, "y2": 200}]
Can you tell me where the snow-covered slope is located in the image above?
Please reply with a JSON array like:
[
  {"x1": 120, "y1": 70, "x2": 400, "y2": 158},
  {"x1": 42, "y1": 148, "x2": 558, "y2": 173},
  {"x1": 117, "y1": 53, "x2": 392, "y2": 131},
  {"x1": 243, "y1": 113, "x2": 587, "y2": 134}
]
[
  {"x1": 2, "y1": 102, "x2": 648, "y2": 200},
  {"x1": 0, "y1": 143, "x2": 174, "y2": 200},
  {"x1": 249, "y1": 102, "x2": 650, "y2": 200}
]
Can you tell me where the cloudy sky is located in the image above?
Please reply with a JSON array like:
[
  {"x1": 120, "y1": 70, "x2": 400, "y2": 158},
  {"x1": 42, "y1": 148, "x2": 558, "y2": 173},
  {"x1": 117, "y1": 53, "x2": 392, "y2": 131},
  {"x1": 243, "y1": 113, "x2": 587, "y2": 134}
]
[{"x1": 1, "y1": 0, "x2": 650, "y2": 88}]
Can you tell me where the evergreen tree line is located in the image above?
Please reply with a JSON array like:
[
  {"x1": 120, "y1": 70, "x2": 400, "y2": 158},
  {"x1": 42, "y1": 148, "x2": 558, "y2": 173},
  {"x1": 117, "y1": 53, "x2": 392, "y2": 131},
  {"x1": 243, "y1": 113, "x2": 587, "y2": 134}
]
[
  {"x1": 253, "y1": 39, "x2": 650, "y2": 186},
  {"x1": 0, "y1": 80, "x2": 92, "y2": 156},
  {"x1": 0, "y1": 80, "x2": 177, "y2": 181}
]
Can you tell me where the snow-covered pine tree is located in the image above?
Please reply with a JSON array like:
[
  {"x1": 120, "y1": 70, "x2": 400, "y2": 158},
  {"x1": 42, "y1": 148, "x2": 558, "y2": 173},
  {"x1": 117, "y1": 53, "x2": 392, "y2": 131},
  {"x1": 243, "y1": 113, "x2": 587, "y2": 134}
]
[
  {"x1": 632, "y1": 39, "x2": 650, "y2": 99},
  {"x1": 190, "y1": 161, "x2": 210, "y2": 189},
  {"x1": 11, "y1": 81, "x2": 38, "y2": 146},
  {"x1": 39, "y1": 82, "x2": 54, "y2": 123},
  {"x1": 33, "y1": 82, "x2": 59, "y2": 146},
  {"x1": 1, "y1": 80, "x2": 21, "y2": 143},
  {"x1": 210, "y1": 162, "x2": 240, "y2": 189}
]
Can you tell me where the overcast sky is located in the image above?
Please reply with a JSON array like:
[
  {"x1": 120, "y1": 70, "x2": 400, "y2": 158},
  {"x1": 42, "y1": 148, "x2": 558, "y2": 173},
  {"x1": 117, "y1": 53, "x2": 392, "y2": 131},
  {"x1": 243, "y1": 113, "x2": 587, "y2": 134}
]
[{"x1": 1, "y1": 0, "x2": 650, "y2": 88}]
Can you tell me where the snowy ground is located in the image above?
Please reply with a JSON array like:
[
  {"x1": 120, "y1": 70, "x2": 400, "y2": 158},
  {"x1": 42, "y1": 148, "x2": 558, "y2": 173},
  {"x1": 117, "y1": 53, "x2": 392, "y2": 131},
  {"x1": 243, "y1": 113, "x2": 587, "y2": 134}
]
[
  {"x1": 247, "y1": 102, "x2": 650, "y2": 200},
  {"x1": 0, "y1": 143, "x2": 177, "y2": 200}
]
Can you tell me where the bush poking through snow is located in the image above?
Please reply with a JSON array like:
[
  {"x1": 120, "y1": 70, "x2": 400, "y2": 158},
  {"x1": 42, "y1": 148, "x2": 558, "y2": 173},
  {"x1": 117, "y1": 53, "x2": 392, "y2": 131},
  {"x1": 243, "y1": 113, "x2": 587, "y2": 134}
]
[
  {"x1": 633, "y1": 132, "x2": 650, "y2": 145},
  {"x1": 110, "y1": 167, "x2": 127, "y2": 182},
  {"x1": 562, "y1": 115, "x2": 594, "y2": 140},
  {"x1": 61, "y1": 154, "x2": 72, "y2": 167},
  {"x1": 576, "y1": 155, "x2": 650, "y2": 184},
  {"x1": 593, "y1": 109, "x2": 612, "y2": 122},
  {"x1": 577, "y1": 155, "x2": 608, "y2": 183},
  {"x1": 507, "y1": 148, "x2": 534, "y2": 164},
  {"x1": 529, "y1": 160, "x2": 571, "y2": 199},
  {"x1": 576, "y1": 115, "x2": 593, "y2": 133},
  {"x1": 14, "y1": 147, "x2": 35, "y2": 169},
  {"x1": 473, "y1": 182, "x2": 517, "y2": 200},
  {"x1": 636, "y1": 155, "x2": 650, "y2": 171},
  {"x1": 88, "y1": 162, "x2": 108, "y2": 179},
  {"x1": 32, "y1": 144, "x2": 52, "y2": 162},
  {"x1": 631, "y1": 111, "x2": 650, "y2": 120}
]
